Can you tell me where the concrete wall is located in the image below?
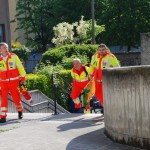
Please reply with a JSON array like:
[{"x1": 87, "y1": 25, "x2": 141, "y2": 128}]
[
  {"x1": 115, "y1": 52, "x2": 141, "y2": 66},
  {"x1": 141, "y1": 33, "x2": 150, "y2": 65},
  {"x1": 103, "y1": 65, "x2": 150, "y2": 149},
  {"x1": 109, "y1": 33, "x2": 150, "y2": 67}
]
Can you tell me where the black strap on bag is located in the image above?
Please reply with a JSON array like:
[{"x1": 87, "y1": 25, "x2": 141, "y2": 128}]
[{"x1": 83, "y1": 63, "x2": 90, "y2": 77}]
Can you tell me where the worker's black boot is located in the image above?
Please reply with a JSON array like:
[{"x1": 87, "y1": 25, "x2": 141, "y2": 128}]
[
  {"x1": 18, "y1": 111, "x2": 23, "y2": 119},
  {"x1": 0, "y1": 118, "x2": 6, "y2": 123},
  {"x1": 101, "y1": 107, "x2": 104, "y2": 115}
]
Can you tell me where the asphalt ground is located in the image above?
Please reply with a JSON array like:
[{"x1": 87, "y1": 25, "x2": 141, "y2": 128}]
[{"x1": 0, "y1": 113, "x2": 143, "y2": 150}]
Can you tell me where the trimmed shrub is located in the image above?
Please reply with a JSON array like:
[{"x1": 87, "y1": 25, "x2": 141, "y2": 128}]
[
  {"x1": 42, "y1": 44, "x2": 98, "y2": 65},
  {"x1": 26, "y1": 74, "x2": 52, "y2": 98}
]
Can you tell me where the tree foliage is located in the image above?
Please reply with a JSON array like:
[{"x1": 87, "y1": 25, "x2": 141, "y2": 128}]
[
  {"x1": 14, "y1": 0, "x2": 59, "y2": 51},
  {"x1": 13, "y1": 0, "x2": 150, "y2": 52},
  {"x1": 96, "y1": 0, "x2": 150, "y2": 49},
  {"x1": 52, "y1": 0, "x2": 92, "y2": 23}
]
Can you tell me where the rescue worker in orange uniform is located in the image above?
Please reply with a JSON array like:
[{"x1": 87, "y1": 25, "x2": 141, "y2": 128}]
[
  {"x1": 89, "y1": 43, "x2": 120, "y2": 113},
  {"x1": 70, "y1": 58, "x2": 91, "y2": 113},
  {"x1": 0, "y1": 42, "x2": 26, "y2": 123}
]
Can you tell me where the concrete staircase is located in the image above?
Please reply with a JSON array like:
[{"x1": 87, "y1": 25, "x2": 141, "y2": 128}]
[{"x1": 8, "y1": 90, "x2": 70, "y2": 114}]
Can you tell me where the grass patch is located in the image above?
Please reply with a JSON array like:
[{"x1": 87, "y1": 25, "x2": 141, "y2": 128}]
[{"x1": 0, "y1": 127, "x2": 18, "y2": 133}]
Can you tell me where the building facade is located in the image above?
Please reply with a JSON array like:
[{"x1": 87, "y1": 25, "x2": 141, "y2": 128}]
[
  {"x1": 0, "y1": 0, "x2": 11, "y2": 46},
  {"x1": 0, "y1": 0, "x2": 26, "y2": 46},
  {"x1": 9, "y1": 0, "x2": 26, "y2": 45}
]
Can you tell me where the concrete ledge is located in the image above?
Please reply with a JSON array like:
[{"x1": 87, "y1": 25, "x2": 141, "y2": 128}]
[
  {"x1": 105, "y1": 127, "x2": 150, "y2": 149},
  {"x1": 103, "y1": 65, "x2": 150, "y2": 149}
]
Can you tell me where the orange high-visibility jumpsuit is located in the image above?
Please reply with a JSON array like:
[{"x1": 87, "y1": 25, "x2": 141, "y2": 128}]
[
  {"x1": 90, "y1": 52, "x2": 120, "y2": 106},
  {"x1": 0, "y1": 53, "x2": 26, "y2": 118},
  {"x1": 70, "y1": 66, "x2": 90, "y2": 108},
  {"x1": 93, "y1": 67, "x2": 103, "y2": 106}
]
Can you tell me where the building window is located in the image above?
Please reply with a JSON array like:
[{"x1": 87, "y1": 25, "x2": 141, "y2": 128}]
[{"x1": 0, "y1": 25, "x2": 5, "y2": 42}]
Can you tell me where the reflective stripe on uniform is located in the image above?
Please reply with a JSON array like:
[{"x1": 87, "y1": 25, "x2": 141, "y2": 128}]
[
  {"x1": 74, "y1": 79, "x2": 89, "y2": 82},
  {"x1": 1, "y1": 112, "x2": 6, "y2": 116},
  {"x1": 16, "y1": 105, "x2": 24, "y2": 112},
  {"x1": 0, "y1": 112, "x2": 7, "y2": 118},
  {"x1": 1, "y1": 107, "x2": 8, "y2": 112},
  {"x1": 73, "y1": 98, "x2": 80, "y2": 104},
  {"x1": 28, "y1": 98, "x2": 32, "y2": 103},
  {"x1": 20, "y1": 75, "x2": 26, "y2": 77},
  {"x1": 0, "y1": 68, "x2": 7, "y2": 71},
  {"x1": 16, "y1": 63, "x2": 22, "y2": 67},
  {"x1": 0, "y1": 76, "x2": 20, "y2": 81},
  {"x1": 95, "y1": 79, "x2": 102, "y2": 82},
  {"x1": 94, "y1": 67, "x2": 100, "y2": 69},
  {"x1": 105, "y1": 55, "x2": 111, "y2": 67}
]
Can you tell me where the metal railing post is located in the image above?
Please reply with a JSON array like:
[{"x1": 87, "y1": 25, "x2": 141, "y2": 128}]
[{"x1": 52, "y1": 73, "x2": 58, "y2": 115}]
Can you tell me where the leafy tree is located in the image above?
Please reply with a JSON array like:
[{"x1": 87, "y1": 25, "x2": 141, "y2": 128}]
[
  {"x1": 13, "y1": 0, "x2": 92, "y2": 51},
  {"x1": 53, "y1": 0, "x2": 92, "y2": 23},
  {"x1": 96, "y1": 0, "x2": 150, "y2": 50},
  {"x1": 13, "y1": 0, "x2": 149, "y2": 52},
  {"x1": 13, "y1": 0, "x2": 59, "y2": 52}
]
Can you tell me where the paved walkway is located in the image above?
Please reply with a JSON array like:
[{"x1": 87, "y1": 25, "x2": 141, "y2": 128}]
[{"x1": 0, "y1": 113, "x2": 142, "y2": 150}]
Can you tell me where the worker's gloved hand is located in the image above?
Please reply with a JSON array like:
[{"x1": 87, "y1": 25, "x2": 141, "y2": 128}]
[{"x1": 19, "y1": 77, "x2": 26, "y2": 84}]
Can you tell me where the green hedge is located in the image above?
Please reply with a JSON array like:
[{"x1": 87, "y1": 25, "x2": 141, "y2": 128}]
[
  {"x1": 26, "y1": 74, "x2": 52, "y2": 98},
  {"x1": 26, "y1": 70, "x2": 72, "y2": 110},
  {"x1": 42, "y1": 44, "x2": 98, "y2": 65}
]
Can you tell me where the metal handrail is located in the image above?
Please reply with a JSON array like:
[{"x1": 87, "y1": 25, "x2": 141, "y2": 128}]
[
  {"x1": 51, "y1": 73, "x2": 73, "y2": 114},
  {"x1": 8, "y1": 97, "x2": 33, "y2": 112},
  {"x1": 54, "y1": 72, "x2": 72, "y2": 94},
  {"x1": 55, "y1": 72, "x2": 72, "y2": 87},
  {"x1": 48, "y1": 100, "x2": 69, "y2": 112},
  {"x1": 30, "y1": 100, "x2": 49, "y2": 107},
  {"x1": 31, "y1": 106, "x2": 50, "y2": 112},
  {"x1": 56, "y1": 84, "x2": 70, "y2": 95},
  {"x1": 8, "y1": 93, "x2": 69, "y2": 113}
]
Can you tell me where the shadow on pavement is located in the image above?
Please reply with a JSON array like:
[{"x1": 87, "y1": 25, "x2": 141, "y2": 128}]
[
  {"x1": 57, "y1": 120, "x2": 103, "y2": 132},
  {"x1": 41, "y1": 113, "x2": 104, "y2": 122},
  {"x1": 41, "y1": 113, "x2": 86, "y2": 121},
  {"x1": 66, "y1": 128, "x2": 142, "y2": 150},
  {"x1": 0, "y1": 119, "x2": 21, "y2": 126}
]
